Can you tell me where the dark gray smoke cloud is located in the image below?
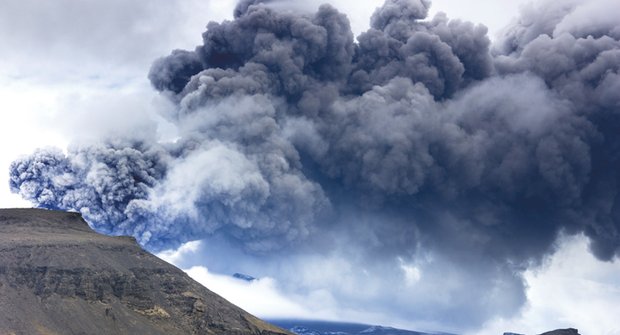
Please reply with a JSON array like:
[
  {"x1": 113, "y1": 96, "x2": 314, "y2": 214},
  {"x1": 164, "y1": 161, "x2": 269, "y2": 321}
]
[{"x1": 9, "y1": 0, "x2": 620, "y2": 330}]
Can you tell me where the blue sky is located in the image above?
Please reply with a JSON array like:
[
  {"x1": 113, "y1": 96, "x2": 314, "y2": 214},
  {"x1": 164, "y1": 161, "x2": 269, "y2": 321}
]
[{"x1": 2, "y1": 1, "x2": 620, "y2": 334}]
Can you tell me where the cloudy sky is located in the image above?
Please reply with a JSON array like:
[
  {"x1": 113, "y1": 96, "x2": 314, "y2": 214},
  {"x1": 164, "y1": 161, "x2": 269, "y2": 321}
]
[{"x1": 2, "y1": 0, "x2": 620, "y2": 334}]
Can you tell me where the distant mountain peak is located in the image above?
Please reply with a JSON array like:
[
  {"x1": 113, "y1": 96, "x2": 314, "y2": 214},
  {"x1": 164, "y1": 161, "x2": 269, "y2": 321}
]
[
  {"x1": 503, "y1": 328, "x2": 580, "y2": 335},
  {"x1": 233, "y1": 273, "x2": 257, "y2": 282},
  {"x1": 271, "y1": 319, "x2": 446, "y2": 335},
  {"x1": 539, "y1": 329, "x2": 580, "y2": 335}
]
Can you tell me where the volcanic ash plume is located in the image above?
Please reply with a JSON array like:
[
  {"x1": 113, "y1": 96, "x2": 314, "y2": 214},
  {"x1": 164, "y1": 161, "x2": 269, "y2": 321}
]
[{"x1": 9, "y1": 0, "x2": 620, "y2": 329}]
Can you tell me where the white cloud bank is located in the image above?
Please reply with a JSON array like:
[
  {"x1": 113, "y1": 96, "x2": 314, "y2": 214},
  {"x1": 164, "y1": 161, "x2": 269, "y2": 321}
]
[
  {"x1": 158, "y1": 234, "x2": 620, "y2": 335},
  {"x1": 476, "y1": 234, "x2": 620, "y2": 335},
  {"x1": 157, "y1": 240, "x2": 395, "y2": 325},
  {"x1": 157, "y1": 240, "x2": 314, "y2": 319}
]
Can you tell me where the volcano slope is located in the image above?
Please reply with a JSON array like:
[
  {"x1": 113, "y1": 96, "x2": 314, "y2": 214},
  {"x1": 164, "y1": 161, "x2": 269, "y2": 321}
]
[{"x1": 0, "y1": 208, "x2": 291, "y2": 335}]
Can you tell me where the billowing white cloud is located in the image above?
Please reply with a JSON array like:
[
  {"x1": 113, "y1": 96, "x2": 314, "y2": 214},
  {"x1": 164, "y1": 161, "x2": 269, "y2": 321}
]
[
  {"x1": 157, "y1": 239, "x2": 523, "y2": 333},
  {"x1": 158, "y1": 240, "x2": 315, "y2": 318},
  {"x1": 475, "y1": 234, "x2": 620, "y2": 335},
  {"x1": 185, "y1": 267, "x2": 311, "y2": 319},
  {"x1": 157, "y1": 240, "x2": 418, "y2": 328},
  {"x1": 157, "y1": 240, "x2": 203, "y2": 265},
  {"x1": 399, "y1": 257, "x2": 422, "y2": 286},
  {"x1": 158, "y1": 234, "x2": 620, "y2": 334}
]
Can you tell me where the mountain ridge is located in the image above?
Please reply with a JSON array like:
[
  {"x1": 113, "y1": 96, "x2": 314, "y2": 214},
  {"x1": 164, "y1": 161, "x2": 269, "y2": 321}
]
[
  {"x1": 269, "y1": 319, "x2": 455, "y2": 335},
  {"x1": 270, "y1": 320, "x2": 581, "y2": 335},
  {"x1": 0, "y1": 208, "x2": 291, "y2": 335}
]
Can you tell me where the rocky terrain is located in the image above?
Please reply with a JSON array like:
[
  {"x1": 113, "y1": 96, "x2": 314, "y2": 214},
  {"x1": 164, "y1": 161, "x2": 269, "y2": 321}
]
[{"x1": 0, "y1": 208, "x2": 291, "y2": 335}]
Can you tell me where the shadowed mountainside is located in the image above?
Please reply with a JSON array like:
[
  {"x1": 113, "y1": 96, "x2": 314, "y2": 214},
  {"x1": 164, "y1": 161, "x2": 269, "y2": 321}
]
[
  {"x1": 539, "y1": 329, "x2": 580, "y2": 335},
  {"x1": 504, "y1": 328, "x2": 581, "y2": 335},
  {"x1": 0, "y1": 208, "x2": 291, "y2": 335}
]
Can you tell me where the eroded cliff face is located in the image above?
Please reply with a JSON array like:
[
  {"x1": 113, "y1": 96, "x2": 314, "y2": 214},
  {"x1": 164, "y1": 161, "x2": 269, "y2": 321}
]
[{"x1": 0, "y1": 208, "x2": 290, "y2": 335}]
